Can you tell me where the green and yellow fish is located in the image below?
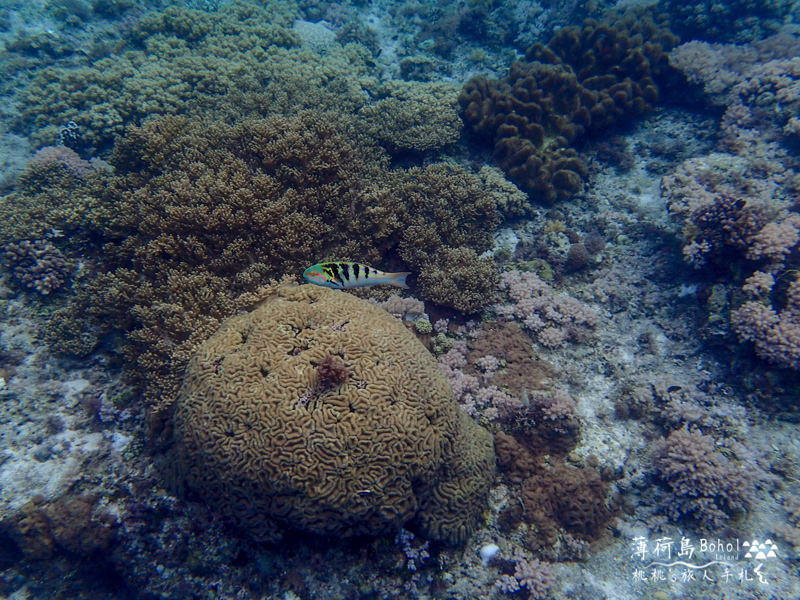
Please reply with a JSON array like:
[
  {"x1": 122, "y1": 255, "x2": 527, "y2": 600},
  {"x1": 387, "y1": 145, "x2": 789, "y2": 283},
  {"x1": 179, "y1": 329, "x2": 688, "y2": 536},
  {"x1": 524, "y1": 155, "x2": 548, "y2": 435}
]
[{"x1": 303, "y1": 262, "x2": 410, "y2": 289}]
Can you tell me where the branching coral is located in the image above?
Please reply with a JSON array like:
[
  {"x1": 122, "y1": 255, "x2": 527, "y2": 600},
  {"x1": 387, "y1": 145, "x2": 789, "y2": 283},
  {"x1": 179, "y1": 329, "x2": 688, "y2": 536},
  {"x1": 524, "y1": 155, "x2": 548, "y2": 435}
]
[
  {"x1": 414, "y1": 247, "x2": 498, "y2": 314},
  {"x1": 495, "y1": 269, "x2": 598, "y2": 348},
  {"x1": 436, "y1": 321, "x2": 560, "y2": 423},
  {"x1": 673, "y1": 193, "x2": 774, "y2": 269},
  {"x1": 659, "y1": 0, "x2": 792, "y2": 43},
  {"x1": 0, "y1": 160, "x2": 102, "y2": 247},
  {"x1": 653, "y1": 427, "x2": 753, "y2": 530},
  {"x1": 495, "y1": 556, "x2": 556, "y2": 598},
  {"x1": 19, "y1": 3, "x2": 302, "y2": 149},
  {"x1": 357, "y1": 81, "x2": 463, "y2": 154},
  {"x1": 667, "y1": 181, "x2": 800, "y2": 369},
  {"x1": 3, "y1": 239, "x2": 70, "y2": 295},
  {"x1": 721, "y1": 57, "x2": 800, "y2": 157},
  {"x1": 4, "y1": 111, "x2": 501, "y2": 409},
  {"x1": 459, "y1": 13, "x2": 676, "y2": 204},
  {"x1": 663, "y1": 41, "x2": 800, "y2": 372},
  {"x1": 732, "y1": 275, "x2": 800, "y2": 370},
  {"x1": 17, "y1": 1, "x2": 471, "y2": 159}
]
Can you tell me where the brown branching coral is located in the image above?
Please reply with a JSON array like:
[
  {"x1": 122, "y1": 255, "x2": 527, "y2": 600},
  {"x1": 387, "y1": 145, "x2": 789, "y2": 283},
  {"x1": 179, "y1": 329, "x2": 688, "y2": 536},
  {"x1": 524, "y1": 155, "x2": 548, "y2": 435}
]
[
  {"x1": 522, "y1": 462, "x2": 613, "y2": 543},
  {"x1": 459, "y1": 14, "x2": 677, "y2": 205},
  {"x1": 0, "y1": 160, "x2": 101, "y2": 247},
  {"x1": 414, "y1": 246, "x2": 499, "y2": 314},
  {"x1": 17, "y1": 3, "x2": 304, "y2": 149},
  {"x1": 171, "y1": 284, "x2": 495, "y2": 544},
  {"x1": 5, "y1": 111, "x2": 501, "y2": 410}
]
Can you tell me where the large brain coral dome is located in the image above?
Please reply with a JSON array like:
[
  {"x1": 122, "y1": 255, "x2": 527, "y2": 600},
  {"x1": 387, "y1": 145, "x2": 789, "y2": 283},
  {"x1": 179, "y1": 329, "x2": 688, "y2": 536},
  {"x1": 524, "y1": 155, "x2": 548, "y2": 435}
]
[{"x1": 172, "y1": 284, "x2": 495, "y2": 544}]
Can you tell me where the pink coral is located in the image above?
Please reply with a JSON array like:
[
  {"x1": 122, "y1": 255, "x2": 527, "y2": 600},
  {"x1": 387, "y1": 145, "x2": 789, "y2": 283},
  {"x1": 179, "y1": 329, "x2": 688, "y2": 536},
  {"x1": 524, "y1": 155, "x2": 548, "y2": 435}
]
[
  {"x1": 514, "y1": 558, "x2": 555, "y2": 598},
  {"x1": 669, "y1": 41, "x2": 759, "y2": 105},
  {"x1": 654, "y1": 427, "x2": 753, "y2": 530},
  {"x1": 746, "y1": 214, "x2": 800, "y2": 262},
  {"x1": 663, "y1": 37, "x2": 800, "y2": 373},
  {"x1": 436, "y1": 340, "x2": 527, "y2": 421},
  {"x1": 721, "y1": 58, "x2": 800, "y2": 154},
  {"x1": 741, "y1": 271, "x2": 775, "y2": 298},
  {"x1": 438, "y1": 346, "x2": 481, "y2": 411},
  {"x1": 496, "y1": 270, "x2": 598, "y2": 347},
  {"x1": 732, "y1": 297, "x2": 800, "y2": 370},
  {"x1": 496, "y1": 557, "x2": 555, "y2": 598},
  {"x1": 29, "y1": 146, "x2": 94, "y2": 177},
  {"x1": 537, "y1": 326, "x2": 568, "y2": 349}
]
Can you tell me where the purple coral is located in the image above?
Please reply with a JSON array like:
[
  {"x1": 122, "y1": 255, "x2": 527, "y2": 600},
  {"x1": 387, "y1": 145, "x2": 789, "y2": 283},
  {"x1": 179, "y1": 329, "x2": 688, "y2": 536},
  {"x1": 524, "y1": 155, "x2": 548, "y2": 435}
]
[
  {"x1": 395, "y1": 529, "x2": 430, "y2": 572},
  {"x1": 653, "y1": 427, "x2": 753, "y2": 531},
  {"x1": 495, "y1": 557, "x2": 555, "y2": 598},
  {"x1": 29, "y1": 145, "x2": 94, "y2": 178},
  {"x1": 437, "y1": 342, "x2": 525, "y2": 421},
  {"x1": 495, "y1": 270, "x2": 598, "y2": 348},
  {"x1": 732, "y1": 287, "x2": 800, "y2": 370}
]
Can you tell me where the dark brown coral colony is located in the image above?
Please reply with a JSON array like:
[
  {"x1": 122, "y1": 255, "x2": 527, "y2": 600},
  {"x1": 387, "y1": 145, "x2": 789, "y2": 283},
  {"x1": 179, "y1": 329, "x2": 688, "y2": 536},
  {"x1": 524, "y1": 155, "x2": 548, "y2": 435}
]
[{"x1": 459, "y1": 15, "x2": 677, "y2": 204}]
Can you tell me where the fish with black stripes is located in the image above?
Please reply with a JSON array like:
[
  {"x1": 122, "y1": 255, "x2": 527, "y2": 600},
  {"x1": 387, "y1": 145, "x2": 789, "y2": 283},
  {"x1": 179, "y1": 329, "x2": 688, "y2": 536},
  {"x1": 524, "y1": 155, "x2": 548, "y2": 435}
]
[{"x1": 303, "y1": 262, "x2": 410, "y2": 289}]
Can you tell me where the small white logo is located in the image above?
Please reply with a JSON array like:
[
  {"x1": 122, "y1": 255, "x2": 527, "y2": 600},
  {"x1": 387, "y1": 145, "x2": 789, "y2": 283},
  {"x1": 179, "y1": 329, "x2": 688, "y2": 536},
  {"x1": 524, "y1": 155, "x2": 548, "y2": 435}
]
[{"x1": 743, "y1": 539, "x2": 779, "y2": 561}]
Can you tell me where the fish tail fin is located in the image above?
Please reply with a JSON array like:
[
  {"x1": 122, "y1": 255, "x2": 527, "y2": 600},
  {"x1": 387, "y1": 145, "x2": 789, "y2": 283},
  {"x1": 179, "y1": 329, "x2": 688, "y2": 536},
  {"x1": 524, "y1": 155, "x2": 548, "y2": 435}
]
[{"x1": 390, "y1": 272, "x2": 411, "y2": 289}]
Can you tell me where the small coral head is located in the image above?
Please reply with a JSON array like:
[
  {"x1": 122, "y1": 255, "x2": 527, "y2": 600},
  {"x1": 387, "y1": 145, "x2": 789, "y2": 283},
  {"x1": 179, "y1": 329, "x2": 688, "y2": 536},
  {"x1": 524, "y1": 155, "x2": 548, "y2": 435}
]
[{"x1": 316, "y1": 355, "x2": 348, "y2": 388}]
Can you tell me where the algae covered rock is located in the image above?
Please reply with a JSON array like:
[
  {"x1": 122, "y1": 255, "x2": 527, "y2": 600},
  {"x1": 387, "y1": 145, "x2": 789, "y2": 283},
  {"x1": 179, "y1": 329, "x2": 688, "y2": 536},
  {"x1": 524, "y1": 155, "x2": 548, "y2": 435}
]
[{"x1": 172, "y1": 284, "x2": 495, "y2": 544}]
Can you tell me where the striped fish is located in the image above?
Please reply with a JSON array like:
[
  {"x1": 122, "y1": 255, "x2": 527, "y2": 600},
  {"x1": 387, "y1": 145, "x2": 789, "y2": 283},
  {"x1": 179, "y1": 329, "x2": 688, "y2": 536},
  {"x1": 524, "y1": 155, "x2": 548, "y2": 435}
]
[{"x1": 303, "y1": 262, "x2": 410, "y2": 289}]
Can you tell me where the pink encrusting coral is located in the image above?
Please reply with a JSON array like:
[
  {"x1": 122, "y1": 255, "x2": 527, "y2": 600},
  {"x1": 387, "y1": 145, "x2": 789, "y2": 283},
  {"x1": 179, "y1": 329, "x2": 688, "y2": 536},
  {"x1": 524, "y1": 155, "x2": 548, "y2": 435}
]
[{"x1": 495, "y1": 270, "x2": 598, "y2": 348}]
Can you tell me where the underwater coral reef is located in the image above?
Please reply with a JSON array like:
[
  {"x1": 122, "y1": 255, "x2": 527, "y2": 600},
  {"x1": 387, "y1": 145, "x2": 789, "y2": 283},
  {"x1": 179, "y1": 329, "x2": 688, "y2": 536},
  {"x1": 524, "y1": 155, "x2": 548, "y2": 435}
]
[{"x1": 1, "y1": 1, "x2": 800, "y2": 600}]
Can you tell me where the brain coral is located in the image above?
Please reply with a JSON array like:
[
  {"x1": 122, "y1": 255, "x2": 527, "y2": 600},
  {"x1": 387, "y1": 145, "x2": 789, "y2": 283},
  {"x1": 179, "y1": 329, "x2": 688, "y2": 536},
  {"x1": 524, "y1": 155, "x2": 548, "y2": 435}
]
[{"x1": 172, "y1": 284, "x2": 495, "y2": 544}]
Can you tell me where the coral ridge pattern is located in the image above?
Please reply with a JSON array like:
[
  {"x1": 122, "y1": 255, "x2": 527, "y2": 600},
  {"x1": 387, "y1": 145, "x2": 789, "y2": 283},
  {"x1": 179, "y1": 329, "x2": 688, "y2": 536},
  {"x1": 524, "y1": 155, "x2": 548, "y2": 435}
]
[{"x1": 172, "y1": 284, "x2": 495, "y2": 544}]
